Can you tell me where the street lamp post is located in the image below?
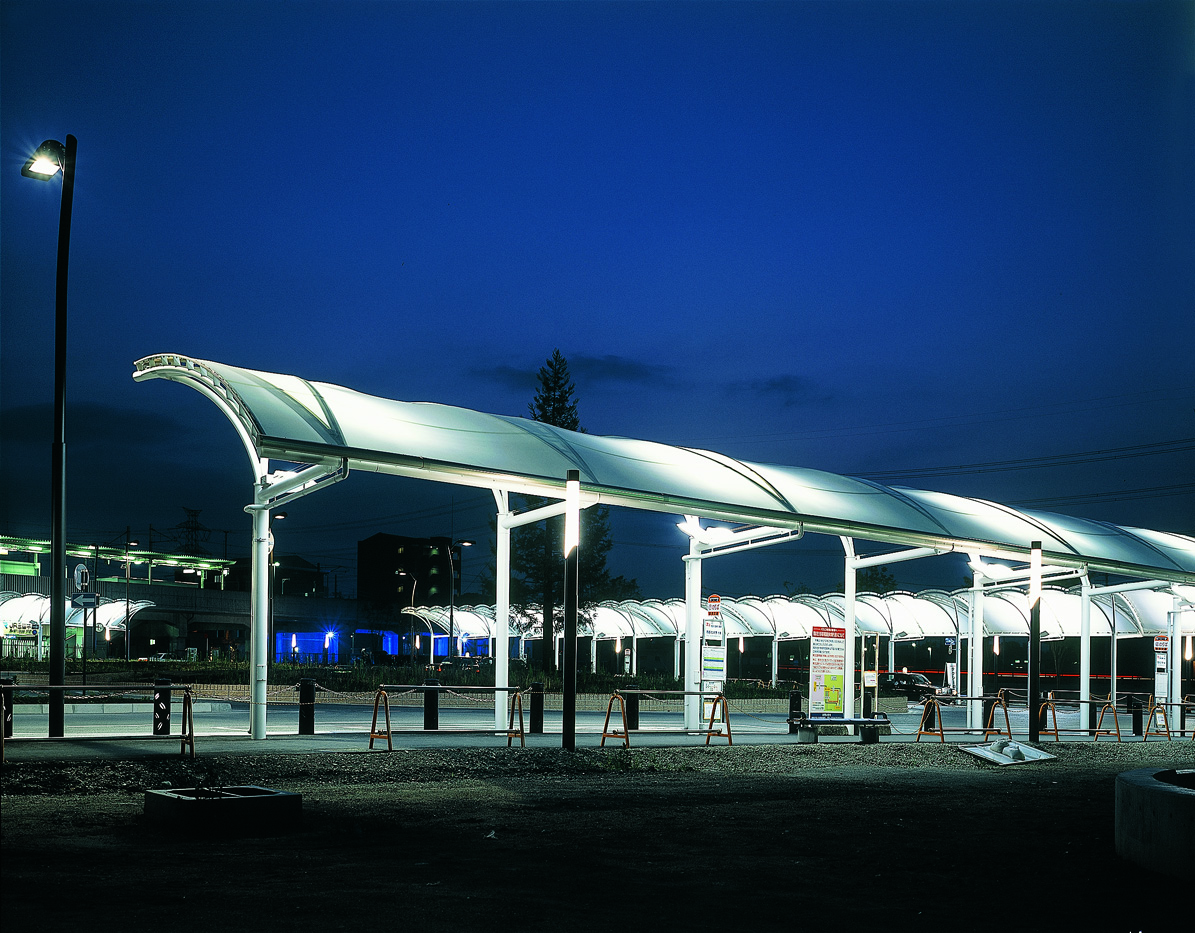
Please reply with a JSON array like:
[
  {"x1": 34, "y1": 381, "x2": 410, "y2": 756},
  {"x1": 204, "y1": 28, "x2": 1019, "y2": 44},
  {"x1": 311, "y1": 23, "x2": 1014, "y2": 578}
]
[
  {"x1": 397, "y1": 570, "x2": 418, "y2": 666},
  {"x1": 124, "y1": 531, "x2": 139, "y2": 661},
  {"x1": 22, "y1": 135, "x2": 78, "y2": 738},
  {"x1": 446, "y1": 539, "x2": 474, "y2": 659}
]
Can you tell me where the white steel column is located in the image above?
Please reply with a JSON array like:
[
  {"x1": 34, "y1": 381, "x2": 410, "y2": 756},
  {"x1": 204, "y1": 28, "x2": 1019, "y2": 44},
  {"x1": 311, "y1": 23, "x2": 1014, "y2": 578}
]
[
  {"x1": 684, "y1": 535, "x2": 702, "y2": 730},
  {"x1": 249, "y1": 501, "x2": 270, "y2": 740},
  {"x1": 1080, "y1": 577, "x2": 1092, "y2": 725},
  {"x1": 493, "y1": 490, "x2": 511, "y2": 731},
  {"x1": 1170, "y1": 597, "x2": 1181, "y2": 712},
  {"x1": 771, "y1": 631, "x2": 779, "y2": 686},
  {"x1": 968, "y1": 570, "x2": 986, "y2": 730},
  {"x1": 841, "y1": 538, "x2": 857, "y2": 722}
]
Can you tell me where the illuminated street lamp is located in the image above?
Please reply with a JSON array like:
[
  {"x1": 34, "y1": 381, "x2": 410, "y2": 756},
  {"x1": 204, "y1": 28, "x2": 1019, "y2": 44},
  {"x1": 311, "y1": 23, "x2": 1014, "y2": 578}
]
[
  {"x1": 124, "y1": 534, "x2": 140, "y2": 661},
  {"x1": 22, "y1": 135, "x2": 77, "y2": 737},
  {"x1": 446, "y1": 539, "x2": 474, "y2": 659},
  {"x1": 397, "y1": 570, "x2": 418, "y2": 664}
]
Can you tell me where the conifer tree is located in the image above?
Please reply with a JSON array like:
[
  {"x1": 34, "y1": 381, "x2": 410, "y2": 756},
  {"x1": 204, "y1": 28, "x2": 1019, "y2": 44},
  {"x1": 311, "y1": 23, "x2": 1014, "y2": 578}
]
[{"x1": 503, "y1": 349, "x2": 640, "y2": 672}]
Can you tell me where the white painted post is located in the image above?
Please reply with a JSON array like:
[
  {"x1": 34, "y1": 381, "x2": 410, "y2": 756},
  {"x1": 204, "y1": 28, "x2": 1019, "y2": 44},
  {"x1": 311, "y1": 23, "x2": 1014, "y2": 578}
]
[
  {"x1": 771, "y1": 631, "x2": 779, "y2": 686},
  {"x1": 1080, "y1": 578, "x2": 1091, "y2": 729},
  {"x1": 250, "y1": 502, "x2": 269, "y2": 740},
  {"x1": 968, "y1": 571, "x2": 986, "y2": 730},
  {"x1": 494, "y1": 493, "x2": 511, "y2": 731},
  {"x1": 684, "y1": 537, "x2": 702, "y2": 731},
  {"x1": 843, "y1": 551, "x2": 857, "y2": 722}
]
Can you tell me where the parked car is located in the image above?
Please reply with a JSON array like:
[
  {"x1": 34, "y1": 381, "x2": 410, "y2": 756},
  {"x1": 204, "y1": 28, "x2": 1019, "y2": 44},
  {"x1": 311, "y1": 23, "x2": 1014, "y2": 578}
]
[{"x1": 878, "y1": 671, "x2": 943, "y2": 702}]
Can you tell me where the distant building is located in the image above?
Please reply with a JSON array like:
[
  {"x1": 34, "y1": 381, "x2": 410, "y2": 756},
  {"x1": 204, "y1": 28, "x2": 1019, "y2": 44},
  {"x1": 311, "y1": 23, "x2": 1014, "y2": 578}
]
[
  {"x1": 356, "y1": 533, "x2": 462, "y2": 609},
  {"x1": 225, "y1": 553, "x2": 325, "y2": 597}
]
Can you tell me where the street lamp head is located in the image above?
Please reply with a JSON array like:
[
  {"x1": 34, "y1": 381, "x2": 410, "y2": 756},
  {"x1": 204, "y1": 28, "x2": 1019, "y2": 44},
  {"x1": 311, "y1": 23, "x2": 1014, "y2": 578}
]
[
  {"x1": 272, "y1": 511, "x2": 287, "y2": 521},
  {"x1": 456, "y1": 539, "x2": 475, "y2": 548},
  {"x1": 21, "y1": 140, "x2": 66, "y2": 180},
  {"x1": 128, "y1": 539, "x2": 140, "y2": 548}
]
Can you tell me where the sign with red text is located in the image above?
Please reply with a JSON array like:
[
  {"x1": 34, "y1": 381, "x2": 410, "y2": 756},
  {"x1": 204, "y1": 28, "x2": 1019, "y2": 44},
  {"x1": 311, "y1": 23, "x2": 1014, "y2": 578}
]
[{"x1": 810, "y1": 626, "x2": 846, "y2": 717}]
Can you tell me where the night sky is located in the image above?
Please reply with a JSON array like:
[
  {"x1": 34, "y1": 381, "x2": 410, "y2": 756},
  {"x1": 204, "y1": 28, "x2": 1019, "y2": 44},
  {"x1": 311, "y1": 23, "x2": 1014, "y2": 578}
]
[{"x1": 3, "y1": 1, "x2": 1193, "y2": 599}]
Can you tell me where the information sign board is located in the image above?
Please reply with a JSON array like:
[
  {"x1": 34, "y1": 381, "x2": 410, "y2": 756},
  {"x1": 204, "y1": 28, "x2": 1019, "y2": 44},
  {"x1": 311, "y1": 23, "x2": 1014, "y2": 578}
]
[
  {"x1": 809, "y1": 626, "x2": 846, "y2": 717},
  {"x1": 701, "y1": 645, "x2": 726, "y2": 684}
]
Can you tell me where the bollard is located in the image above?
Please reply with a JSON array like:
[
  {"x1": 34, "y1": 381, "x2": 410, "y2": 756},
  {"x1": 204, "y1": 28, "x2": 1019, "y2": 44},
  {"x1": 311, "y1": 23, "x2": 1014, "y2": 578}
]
[
  {"x1": 1129, "y1": 696, "x2": 1143, "y2": 736},
  {"x1": 152, "y1": 679, "x2": 172, "y2": 736},
  {"x1": 423, "y1": 678, "x2": 439, "y2": 730},
  {"x1": 1089, "y1": 701, "x2": 1098, "y2": 732},
  {"x1": 863, "y1": 690, "x2": 874, "y2": 719},
  {"x1": 298, "y1": 678, "x2": 316, "y2": 735},
  {"x1": 1, "y1": 678, "x2": 13, "y2": 739},
  {"x1": 530, "y1": 681, "x2": 544, "y2": 734},
  {"x1": 983, "y1": 697, "x2": 995, "y2": 732},
  {"x1": 788, "y1": 690, "x2": 803, "y2": 734},
  {"x1": 625, "y1": 683, "x2": 640, "y2": 731}
]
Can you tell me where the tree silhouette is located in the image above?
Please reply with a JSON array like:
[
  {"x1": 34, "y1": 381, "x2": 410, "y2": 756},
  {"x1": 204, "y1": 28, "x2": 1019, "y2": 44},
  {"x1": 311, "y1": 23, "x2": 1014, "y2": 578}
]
[{"x1": 497, "y1": 350, "x2": 640, "y2": 671}]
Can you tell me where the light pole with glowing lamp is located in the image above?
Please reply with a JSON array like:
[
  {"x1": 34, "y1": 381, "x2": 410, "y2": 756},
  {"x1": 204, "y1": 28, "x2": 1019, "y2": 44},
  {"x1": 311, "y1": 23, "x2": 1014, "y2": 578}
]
[
  {"x1": 22, "y1": 136, "x2": 77, "y2": 737},
  {"x1": 124, "y1": 533, "x2": 139, "y2": 661},
  {"x1": 446, "y1": 539, "x2": 474, "y2": 659},
  {"x1": 397, "y1": 570, "x2": 418, "y2": 665}
]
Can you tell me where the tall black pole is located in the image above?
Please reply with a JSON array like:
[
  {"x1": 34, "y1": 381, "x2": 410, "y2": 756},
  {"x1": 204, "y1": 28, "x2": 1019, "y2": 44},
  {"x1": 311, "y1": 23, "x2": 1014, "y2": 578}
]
[
  {"x1": 1028, "y1": 540, "x2": 1041, "y2": 742},
  {"x1": 562, "y1": 470, "x2": 579, "y2": 750},
  {"x1": 48, "y1": 135, "x2": 77, "y2": 738}
]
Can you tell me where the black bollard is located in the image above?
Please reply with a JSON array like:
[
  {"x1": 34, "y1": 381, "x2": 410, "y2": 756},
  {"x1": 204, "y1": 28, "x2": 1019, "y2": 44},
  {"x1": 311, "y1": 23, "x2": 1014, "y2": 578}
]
[
  {"x1": 983, "y1": 697, "x2": 995, "y2": 730},
  {"x1": 1129, "y1": 695, "x2": 1143, "y2": 736},
  {"x1": 530, "y1": 681, "x2": 544, "y2": 734},
  {"x1": 788, "y1": 689, "x2": 803, "y2": 734},
  {"x1": 152, "y1": 679, "x2": 171, "y2": 736},
  {"x1": 1089, "y1": 700, "x2": 1098, "y2": 733},
  {"x1": 299, "y1": 678, "x2": 316, "y2": 735},
  {"x1": 1, "y1": 678, "x2": 13, "y2": 739},
  {"x1": 625, "y1": 683, "x2": 640, "y2": 731},
  {"x1": 863, "y1": 690, "x2": 874, "y2": 719},
  {"x1": 423, "y1": 678, "x2": 439, "y2": 730}
]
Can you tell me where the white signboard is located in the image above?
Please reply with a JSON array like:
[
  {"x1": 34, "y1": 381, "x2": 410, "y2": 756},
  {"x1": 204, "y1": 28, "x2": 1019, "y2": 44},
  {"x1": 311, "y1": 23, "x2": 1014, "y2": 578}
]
[
  {"x1": 701, "y1": 645, "x2": 726, "y2": 684},
  {"x1": 863, "y1": 670, "x2": 877, "y2": 688},
  {"x1": 1153, "y1": 635, "x2": 1169, "y2": 653},
  {"x1": 809, "y1": 626, "x2": 846, "y2": 717},
  {"x1": 704, "y1": 595, "x2": 723, "y2": 641}
]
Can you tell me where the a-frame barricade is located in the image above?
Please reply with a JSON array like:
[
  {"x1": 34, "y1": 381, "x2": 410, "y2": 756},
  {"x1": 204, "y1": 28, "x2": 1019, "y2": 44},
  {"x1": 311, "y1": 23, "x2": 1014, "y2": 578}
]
[{"x1": 369, "y1": 688, "x2": 394, "y2": 751}]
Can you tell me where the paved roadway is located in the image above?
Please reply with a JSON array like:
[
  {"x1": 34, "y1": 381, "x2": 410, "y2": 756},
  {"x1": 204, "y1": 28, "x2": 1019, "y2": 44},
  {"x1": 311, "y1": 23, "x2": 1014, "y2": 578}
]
[{"x1": 5, "y1": 697, "x2": 1151, "y2": 759}]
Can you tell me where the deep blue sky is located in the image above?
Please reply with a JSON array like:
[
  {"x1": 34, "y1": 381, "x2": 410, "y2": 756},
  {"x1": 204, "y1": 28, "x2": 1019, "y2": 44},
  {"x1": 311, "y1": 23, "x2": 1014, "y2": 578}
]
[{"x1": 3, "y1": 1, "x2": 1193, "y2": 598}]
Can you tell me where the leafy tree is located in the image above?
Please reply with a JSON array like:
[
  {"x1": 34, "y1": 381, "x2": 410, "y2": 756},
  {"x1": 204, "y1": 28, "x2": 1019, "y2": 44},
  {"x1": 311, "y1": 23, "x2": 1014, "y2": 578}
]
[
  {"x1": 857, "y1": 565, "x2": 897, "y2": 594},
  {"x1": 491, "y1": 349, "x2": 640, "y2": 672}
]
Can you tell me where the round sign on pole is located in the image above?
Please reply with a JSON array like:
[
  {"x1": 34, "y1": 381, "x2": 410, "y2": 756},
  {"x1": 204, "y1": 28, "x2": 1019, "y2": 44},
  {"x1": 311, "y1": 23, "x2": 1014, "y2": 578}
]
[{"x1": 74, "y1": 563, "x2": 90, "y2": 591}]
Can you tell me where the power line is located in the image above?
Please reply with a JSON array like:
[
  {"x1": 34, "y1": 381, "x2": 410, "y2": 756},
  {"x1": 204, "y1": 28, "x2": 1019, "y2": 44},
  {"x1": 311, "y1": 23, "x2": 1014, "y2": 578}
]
[
  {"x1": 854, "y1": 438, "x2": 1195, "y2": 480},
  {"x1": 1008, "y1": 483, "x2": 1195, "y2": 507}
]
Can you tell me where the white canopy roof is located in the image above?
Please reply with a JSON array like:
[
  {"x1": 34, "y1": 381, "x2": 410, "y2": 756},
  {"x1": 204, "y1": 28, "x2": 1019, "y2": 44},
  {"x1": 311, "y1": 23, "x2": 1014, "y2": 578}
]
[{"x1": 133, "y1": 354, "x2": 1195, "y2": 585}]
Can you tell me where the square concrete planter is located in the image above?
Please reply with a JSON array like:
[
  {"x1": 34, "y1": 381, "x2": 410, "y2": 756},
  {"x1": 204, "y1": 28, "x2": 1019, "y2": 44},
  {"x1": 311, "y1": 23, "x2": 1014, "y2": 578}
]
[{"x1": 144, "y1": 785, "x2": 302, "y2": 832}]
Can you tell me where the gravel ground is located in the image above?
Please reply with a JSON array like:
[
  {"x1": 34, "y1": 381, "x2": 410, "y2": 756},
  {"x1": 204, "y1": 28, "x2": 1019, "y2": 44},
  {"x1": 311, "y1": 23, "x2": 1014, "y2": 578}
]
[{"x1": 3, "y1": 741, "x2": 1192, "y2": 933}]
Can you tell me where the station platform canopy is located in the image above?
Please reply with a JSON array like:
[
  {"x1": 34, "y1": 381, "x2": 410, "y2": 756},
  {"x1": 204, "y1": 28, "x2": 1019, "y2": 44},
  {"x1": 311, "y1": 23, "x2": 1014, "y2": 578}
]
[
  {"x1": 133, "y1": 354, "x2": 1195, "y2": 585},
  {"x1": 401, "y1": 586, "x2": 1193, "y2": 645}
]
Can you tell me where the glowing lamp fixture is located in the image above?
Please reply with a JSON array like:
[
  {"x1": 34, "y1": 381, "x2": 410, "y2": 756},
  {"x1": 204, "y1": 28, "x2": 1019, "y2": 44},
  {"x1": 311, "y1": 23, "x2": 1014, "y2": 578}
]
[
  {"x1": 1028, "y1": 542, "x2": 1042, "y2": 608},
  {"x1": 564, "y1": 470, "x2": 580, "y2": 556},
  {"x1": 739, "y1": 636, "x2": 745, "y2": 653},
  {"x1": 21, "y1": 140, "x2": 66, "y2": 179}
]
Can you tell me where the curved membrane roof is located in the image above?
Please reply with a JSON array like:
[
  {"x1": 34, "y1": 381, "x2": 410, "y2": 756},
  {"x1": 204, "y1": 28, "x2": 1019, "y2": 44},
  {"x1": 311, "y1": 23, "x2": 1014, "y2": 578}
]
[
  {"x1": 133, "y1": 354, "x2": 1195, "y2": 584},
  {"x1": 392, "y1": 589, "x2": 1192, "y2": 645}
]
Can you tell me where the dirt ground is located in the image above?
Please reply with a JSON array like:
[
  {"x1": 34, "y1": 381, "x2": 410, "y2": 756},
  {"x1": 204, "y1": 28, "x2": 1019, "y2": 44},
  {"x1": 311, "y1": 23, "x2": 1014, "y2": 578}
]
[{"x1": 2, "y1": 743, "x2": 1190, "y2": 933}]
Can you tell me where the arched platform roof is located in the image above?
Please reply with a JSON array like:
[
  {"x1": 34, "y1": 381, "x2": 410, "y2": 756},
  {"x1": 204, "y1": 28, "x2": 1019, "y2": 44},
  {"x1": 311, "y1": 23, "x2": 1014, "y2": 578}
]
[
  {"x1": 133, "y1": 354, "x2": 1195, "y2": 585},
  {"x1": 392, "y1": 589, "x2": 1192, "y2": 644}
]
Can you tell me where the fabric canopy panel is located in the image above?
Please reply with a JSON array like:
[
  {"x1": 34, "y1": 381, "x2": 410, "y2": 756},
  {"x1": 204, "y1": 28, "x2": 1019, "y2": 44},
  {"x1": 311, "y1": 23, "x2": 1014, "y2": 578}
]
[{"x1": 133, "y1": 354, "x2": 1195, "y2": 583}]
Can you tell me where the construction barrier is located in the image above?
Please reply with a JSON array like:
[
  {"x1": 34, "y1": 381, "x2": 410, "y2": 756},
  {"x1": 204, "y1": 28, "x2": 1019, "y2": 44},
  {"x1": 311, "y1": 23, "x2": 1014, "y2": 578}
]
[
  {"x1": 916, "y1": 690, "x2": 1011, "y2": 743},
  {"x1": 1038, "y1": 692, "x2": 1119, "y2": 742},
  {"x1": 600, "y1": 689, "x2": 732, "y2": 747},
  {"x1": 367, "y1": 684, "x2": 526, "y2": 750}
]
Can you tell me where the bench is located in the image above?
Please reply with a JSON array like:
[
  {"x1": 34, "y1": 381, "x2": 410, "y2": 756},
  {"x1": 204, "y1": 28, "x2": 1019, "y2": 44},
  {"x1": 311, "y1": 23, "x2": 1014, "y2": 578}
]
[{"x1": 787, "y1": 713, "x2": 890, "y2": 744}]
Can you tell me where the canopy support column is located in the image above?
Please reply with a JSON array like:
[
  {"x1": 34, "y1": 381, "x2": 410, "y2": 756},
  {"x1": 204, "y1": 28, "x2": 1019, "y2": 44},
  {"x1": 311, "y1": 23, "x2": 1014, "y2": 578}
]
[
  {"x1": 841, "y1": 538, "x2": 857, "y2": 724},
  {"x1": 1080, "y1": 577, "x2": 1092, "y2": 727},
  {"x1": 968, "y1": 566, "x2": 987, "y2": 730},
  {"x1": 494, "y1": 489, "x2": 511, "y2": 731},
  {"x1": 249, "y1": 501, "x2": 269, "y2": 739},
  {"x1": 684, "y1": 532, "x2": 702, "y2": 730}
]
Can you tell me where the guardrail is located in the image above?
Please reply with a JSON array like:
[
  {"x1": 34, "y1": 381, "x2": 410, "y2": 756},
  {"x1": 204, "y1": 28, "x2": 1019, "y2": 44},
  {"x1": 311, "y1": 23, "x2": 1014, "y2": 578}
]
[{"x1": 0, "y1": 679, "x2": 196, "y2": 760}]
